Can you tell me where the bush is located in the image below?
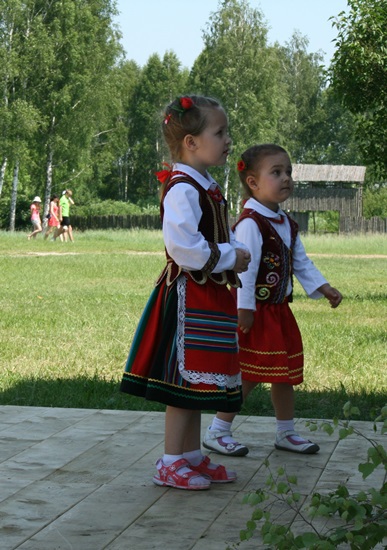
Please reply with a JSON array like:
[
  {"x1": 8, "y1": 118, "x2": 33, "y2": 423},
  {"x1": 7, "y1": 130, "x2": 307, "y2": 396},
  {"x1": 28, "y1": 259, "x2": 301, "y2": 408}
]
[
  {"x1": 0, "y1": 194, "x2": 31, "y2": 230},
  {"x1": 73, "y1": 199, "x2": 159, "y2": 217},
  {"x1": 238, "y1": 403, "x2": 387, "y2": 549},
  {"x1": 363, "y1": 186, "x2": 387, "y2": 218}
]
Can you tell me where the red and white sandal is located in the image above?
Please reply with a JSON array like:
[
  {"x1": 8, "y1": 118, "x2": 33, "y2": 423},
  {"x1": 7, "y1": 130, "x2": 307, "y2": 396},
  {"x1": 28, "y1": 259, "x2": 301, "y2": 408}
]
[
  {"x1": 152, "y1": 458, "x2": 211, "y2": 490},
  {"x1": 190, "y1": 456, "x2": 237, "y2": 483}
]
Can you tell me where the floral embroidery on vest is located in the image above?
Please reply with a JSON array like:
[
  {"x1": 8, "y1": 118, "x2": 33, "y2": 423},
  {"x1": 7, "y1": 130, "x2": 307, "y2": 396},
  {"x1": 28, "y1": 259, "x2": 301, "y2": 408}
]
[{"x1": 234, "y1": 210, "x2": 298, "y2": 303}]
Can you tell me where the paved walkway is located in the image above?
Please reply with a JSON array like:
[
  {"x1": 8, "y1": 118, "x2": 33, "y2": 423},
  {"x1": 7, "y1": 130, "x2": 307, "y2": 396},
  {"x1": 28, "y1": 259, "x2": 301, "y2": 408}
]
[{"x1": 0, "y1": 406, "x2": 385, "y2": 550}]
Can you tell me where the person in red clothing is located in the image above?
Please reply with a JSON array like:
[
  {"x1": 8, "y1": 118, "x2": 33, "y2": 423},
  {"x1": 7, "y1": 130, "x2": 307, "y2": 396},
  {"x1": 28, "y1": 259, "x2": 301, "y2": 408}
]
[
  {"x1": 120, "y1": 95, "x2": 251, "y2": 490},
  {"x1": 204, "y1": 144, "x2": 342, "y2": 457},
  {"x1": 27, "y1": 196, "x2": 42, "y2": 240},
  {"x1": 44, "y1": 195, "x2": 62, "y2": 241}
]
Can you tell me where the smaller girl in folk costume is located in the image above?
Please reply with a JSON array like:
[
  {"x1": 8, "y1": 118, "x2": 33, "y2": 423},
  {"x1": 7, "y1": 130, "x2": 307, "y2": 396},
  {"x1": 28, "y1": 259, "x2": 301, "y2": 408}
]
[
  {"x1": 204, "y1": 144, "x2": 342, "y2": 457},
  {"x1": 120, "y1": 95, "x2": 251, "y2": 490},
  {"x1": 27, "y1": 196, "x2": 42, "y2": 240}
]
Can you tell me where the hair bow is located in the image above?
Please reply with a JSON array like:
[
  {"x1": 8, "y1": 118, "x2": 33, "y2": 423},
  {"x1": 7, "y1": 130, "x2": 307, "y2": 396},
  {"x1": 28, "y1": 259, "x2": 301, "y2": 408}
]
[{"x1": 155, "y1": 163, "x2": 173, "y2": 184}]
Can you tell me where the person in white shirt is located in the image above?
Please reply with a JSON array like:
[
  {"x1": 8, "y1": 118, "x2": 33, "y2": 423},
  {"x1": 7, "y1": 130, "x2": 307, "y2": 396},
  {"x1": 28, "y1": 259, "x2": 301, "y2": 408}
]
[
  {"x1": 120, "y1": 95, "x2": 251, "y2": 490},
  {"x1": 204, "y1": 144, "x2": 342, "y2": 457}
]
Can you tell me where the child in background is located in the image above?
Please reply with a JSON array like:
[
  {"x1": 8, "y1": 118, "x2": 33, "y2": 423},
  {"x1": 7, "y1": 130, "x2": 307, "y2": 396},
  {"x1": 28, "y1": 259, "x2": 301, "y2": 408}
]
[
  {"x1": 204, "y1": 144, "x2": 342, "y2": 457},
  {"x1": 120, "y1": 95, "x2": 251, "y2": 490},
  {"x1": 44, "y1": 195, "x2": 61, "y2": 240},
  {"x1": 27, "y1": 196, "x2": 42, "y2": 240}
]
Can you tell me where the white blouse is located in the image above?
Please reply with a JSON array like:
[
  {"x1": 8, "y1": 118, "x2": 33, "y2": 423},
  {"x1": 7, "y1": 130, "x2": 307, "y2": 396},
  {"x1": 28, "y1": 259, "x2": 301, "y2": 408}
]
[
  {"x1": 163, "y1": 163, "x2": 248, "y2": 272},
  {"x1": 236, "y1": 198, "x2": 327, "y2": 310}
]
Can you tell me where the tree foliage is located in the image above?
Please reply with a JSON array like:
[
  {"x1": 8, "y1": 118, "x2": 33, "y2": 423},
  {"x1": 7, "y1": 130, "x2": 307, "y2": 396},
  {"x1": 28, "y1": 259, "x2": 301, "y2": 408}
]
[
  {"x1": 329, "y1": 0, "x2": 387, "y2": 178},
  {"x1": 0, "y1": 0, "x2": 384, "y2": 229}
]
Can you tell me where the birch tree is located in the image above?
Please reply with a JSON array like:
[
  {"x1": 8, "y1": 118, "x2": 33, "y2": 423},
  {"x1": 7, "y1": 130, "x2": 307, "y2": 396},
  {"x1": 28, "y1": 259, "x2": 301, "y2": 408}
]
[
  {"x1": 127, "y1": 52, "x2": 188, "y2": 201},
  {"x1": 23, "y1": 0, "x2": 123, "y2": 214},
  {"x1": 0, "y1": 1, "x2": 40, "y2": 227},
  {"x1": 189, "y1": 0, "x2": 283, "y2": 204}
]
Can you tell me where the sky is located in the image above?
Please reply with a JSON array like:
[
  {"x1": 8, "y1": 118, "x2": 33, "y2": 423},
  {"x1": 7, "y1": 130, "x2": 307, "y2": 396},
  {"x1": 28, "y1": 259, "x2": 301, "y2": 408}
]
[{"x1": 114, "y1": 0, "x2": 348, "y2": 69}]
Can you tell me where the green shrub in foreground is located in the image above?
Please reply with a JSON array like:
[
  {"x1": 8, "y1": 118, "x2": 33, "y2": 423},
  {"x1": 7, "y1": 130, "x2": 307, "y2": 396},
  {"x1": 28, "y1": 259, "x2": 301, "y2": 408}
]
[{"x1": 237, "y1": 403, "x2": 387, "y2": 549}]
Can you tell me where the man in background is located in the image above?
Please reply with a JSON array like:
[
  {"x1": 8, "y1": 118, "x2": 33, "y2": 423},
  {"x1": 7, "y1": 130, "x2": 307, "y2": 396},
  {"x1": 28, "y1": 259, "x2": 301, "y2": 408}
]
[{"x1": 56, "y1": 189, "x2": 75, "y2": 242}]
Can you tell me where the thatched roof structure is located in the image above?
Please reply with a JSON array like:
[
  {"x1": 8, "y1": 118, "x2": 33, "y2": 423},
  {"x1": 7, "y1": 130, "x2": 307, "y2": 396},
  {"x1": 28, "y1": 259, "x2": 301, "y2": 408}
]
[
  {"x1": 283, "y1": 164, "x2": 367, "y2": 217},
  {"x1": 292, "y1": 164, "x2": 366, "y2": 183}
]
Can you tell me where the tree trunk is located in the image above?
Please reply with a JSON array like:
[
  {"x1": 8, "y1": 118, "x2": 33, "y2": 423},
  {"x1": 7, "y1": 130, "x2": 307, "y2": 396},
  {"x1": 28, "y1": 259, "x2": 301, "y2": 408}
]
[
  {"x1": 124, "y1": 150, "x2": 129, "y2": 202},
  {"x1": 43, "y1": 146, "x2": 54, "y2": 229},
  {"x1": 224, "y1": 164, "x2": 230, "y2": 205},
  {"x1": 9, "y1": 160, "x2": 19, "y2": 231},
  {"x1": 0, "y1": 157, "x2": 7, "y2": 197}
]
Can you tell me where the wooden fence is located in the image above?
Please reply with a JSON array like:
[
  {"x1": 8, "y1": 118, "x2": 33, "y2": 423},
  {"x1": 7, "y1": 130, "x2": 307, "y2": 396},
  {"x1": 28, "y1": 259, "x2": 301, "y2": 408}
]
[
  {"x1": 71, "y1": 214, "x2": 162, "y2": 231},
  {"x1": 71, "y1": 213, "x2": 386, "y2": 233},
  {"x1": 339, "y1": 216, "x2": 387, "y2": 233}
]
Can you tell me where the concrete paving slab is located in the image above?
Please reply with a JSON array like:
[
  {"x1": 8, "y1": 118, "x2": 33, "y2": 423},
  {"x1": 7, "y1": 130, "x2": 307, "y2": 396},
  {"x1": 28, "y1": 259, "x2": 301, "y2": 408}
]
[{"x1": 0, "y1": 406, "x2": 385, "y2": 550}]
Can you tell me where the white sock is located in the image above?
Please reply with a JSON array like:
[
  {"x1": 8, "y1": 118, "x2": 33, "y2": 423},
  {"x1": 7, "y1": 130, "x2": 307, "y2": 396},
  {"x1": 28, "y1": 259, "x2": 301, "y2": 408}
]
[
  {"x1": 276, "y1": 419, "x2": 294, "y2": 433},
  {"x1": 183, "y1": 449, "x2": 203, "y2": 466},
  {"x1": 210, "y1": 417, "x2": 232, "y2": 432},
  {"x1": 276, "y1": 420, "x2": 307, "y2": 442},
  {"x1": 162, "y1": 453, "x2": 184, "y2": 466},
  {"x1": 209, "y1": 417, "x2": 237, "y2": 444}
]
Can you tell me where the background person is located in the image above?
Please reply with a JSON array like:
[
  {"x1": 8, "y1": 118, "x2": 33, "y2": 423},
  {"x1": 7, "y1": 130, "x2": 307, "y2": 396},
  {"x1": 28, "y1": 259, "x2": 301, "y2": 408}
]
[
  {"x1": 44, "y1": 195, "x2": 62, "y2": 240},
  {"x1": 56, "y1": 189, "x2": 75, "y2": 242},
  {"x1": 27, "y1": 196, "x2": 42, "y2": 240}
]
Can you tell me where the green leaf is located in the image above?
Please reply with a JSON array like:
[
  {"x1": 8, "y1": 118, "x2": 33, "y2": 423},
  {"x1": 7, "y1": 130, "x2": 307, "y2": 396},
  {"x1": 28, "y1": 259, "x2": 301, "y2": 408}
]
[
  {"x1": 301, "y1": 532, "x2": 320, "y2": 546},
  {"x1": 287, "y1": 475, "x2": 298, "y2": 485},
  {"x1": 339, "y1": 427, "x2": 350, "y2": 439},
  {"x1": 246, "y1": 520, "x2": 256, "y2": 531},
  {"x1": 277, "y1": 481, "x2": 289, "y2": 494},
  {"x1": 252, "y1": 508, "x2": 264, "y2": 521},
  {"x1": 358, "y1": 461, "x2": 376, "y2": 479}
]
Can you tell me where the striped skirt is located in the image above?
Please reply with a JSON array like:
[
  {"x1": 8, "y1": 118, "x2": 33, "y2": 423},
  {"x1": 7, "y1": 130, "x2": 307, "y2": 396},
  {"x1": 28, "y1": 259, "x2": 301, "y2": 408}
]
[
  {"x1": 120, "y1": 274, "x2": 242, "y2": 412},
  {"x1": 238, "y1": 301, "x2": 304, "y2": 385}
]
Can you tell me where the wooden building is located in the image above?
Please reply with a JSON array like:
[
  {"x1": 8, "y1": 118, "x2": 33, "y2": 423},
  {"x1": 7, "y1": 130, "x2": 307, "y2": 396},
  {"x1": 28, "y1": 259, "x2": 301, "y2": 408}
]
[{"x1": 283, "y1": 164, "x2": 367, "y2": 231}]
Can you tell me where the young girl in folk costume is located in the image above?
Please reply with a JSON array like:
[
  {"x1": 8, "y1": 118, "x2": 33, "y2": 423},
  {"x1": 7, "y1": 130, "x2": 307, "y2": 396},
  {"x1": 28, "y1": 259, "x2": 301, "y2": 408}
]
[
  {"x1": 27, "y1": 196, "x2": 42, "y2": 239},
  {"x1": 120, "y1": 95, "x2": 251, "y2": 490},
  {"x1": 204, "y1": 144, "x2": 342, "y2": 457}
]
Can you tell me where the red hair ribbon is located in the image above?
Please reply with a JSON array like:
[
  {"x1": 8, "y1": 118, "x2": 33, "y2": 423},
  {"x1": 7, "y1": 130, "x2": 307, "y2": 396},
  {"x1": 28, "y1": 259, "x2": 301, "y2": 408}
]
[{"x1": 155, "y1": 163, "x2": 173, "y2": 184}]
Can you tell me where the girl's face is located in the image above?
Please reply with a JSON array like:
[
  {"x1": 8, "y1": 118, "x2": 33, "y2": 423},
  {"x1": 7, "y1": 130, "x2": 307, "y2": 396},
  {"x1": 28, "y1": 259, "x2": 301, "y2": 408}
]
[
  {"x1": 247, "y1": 152, "x2": 293, "y2": 211},
  {"x1": 183, "y1": 107, "x2": 231, "y2": 174}
]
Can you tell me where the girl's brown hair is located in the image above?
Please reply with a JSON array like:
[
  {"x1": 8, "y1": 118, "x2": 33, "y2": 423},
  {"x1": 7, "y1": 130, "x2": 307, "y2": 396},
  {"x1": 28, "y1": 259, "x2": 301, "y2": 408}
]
[
  {"x1": 162, "y1": 95, "x2": 221, "y2": 162},
  {"x1": 237, "y1": 144, "x2": 289, "y2": 198}
]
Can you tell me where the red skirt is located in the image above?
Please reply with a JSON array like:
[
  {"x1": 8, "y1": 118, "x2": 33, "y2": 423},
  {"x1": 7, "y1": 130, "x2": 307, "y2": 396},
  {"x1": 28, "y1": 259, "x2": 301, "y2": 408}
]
[
  {"x1": 120, "y1": 274, "x2": 242, "y2": 412},
  {"x1": 238, "y1": 301, "x2": 303, "y2": 385}
]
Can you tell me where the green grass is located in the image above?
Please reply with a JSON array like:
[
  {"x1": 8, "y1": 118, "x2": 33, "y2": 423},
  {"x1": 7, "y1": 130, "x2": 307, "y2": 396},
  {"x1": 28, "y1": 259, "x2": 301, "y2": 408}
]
[{"x1": 0, "y1": 230, "x2": 386, "y2": 420}]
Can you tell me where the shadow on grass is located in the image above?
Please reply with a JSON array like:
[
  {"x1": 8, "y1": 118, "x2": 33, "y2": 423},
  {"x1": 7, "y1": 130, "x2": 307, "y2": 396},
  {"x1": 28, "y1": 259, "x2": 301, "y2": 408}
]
[{"x1": 0, "y1": 375, "x2": 385, "y2": 421}]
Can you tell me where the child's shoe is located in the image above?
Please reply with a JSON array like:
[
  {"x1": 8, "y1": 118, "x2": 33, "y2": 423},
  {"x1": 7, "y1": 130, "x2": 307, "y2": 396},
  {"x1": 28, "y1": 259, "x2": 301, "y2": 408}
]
[
  {"x1": 275, "y1": 430, "x2": 320, "y2": 454},
  {"x1": 202, "y1": 426, "x2": 249, "y2": 456},
  {"x1": 152, "y1": 458, "x2": 210, "y2": 490},
  {"x1": 190, "y1": 456, "x2": 237, "y2": 483}
]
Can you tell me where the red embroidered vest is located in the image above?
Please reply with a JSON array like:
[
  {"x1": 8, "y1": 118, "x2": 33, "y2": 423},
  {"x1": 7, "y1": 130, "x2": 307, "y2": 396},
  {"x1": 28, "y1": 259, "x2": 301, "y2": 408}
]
[
  {"x1": 157, "y1": 174, "x2": 240, "y2": 288},
  {"x1": 234, "y1": 210, "x2": 298, "y2": 303}
]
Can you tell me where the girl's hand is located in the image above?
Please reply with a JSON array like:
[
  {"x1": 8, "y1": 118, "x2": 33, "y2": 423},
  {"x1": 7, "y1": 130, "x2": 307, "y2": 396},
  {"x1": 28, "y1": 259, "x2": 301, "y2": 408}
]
[
  {"x1": 318, "y1": 284, "x2": 343, "y2": 308},
  {"x1": 238, "y1": 309, "x2": 254, "y2": 334},
  {"x1": 234, "y1": 248, "x2": 251, "y2": 273}
]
